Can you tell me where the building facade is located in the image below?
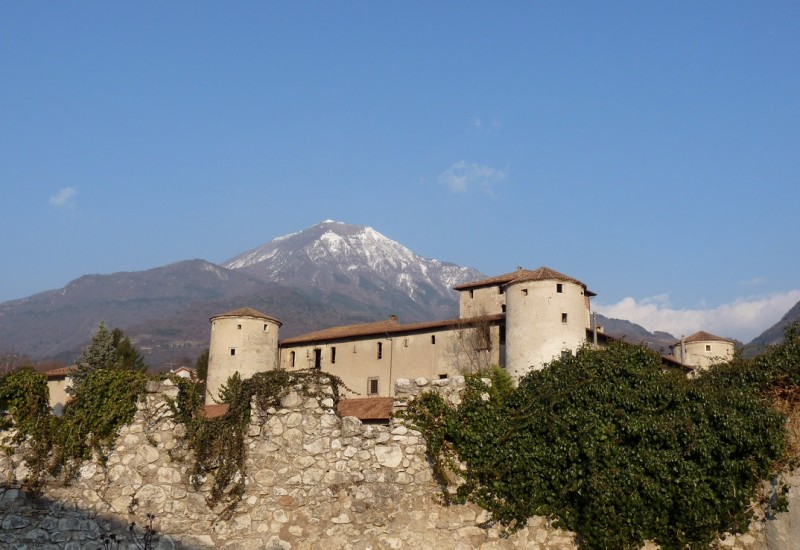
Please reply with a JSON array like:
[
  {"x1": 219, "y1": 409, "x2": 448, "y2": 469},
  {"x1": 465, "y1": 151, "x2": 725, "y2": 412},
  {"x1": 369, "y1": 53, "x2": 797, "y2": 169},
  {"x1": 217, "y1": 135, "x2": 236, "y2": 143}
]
[{"x1": 205, "y1": 267, "x2": 604, "y2": 404}]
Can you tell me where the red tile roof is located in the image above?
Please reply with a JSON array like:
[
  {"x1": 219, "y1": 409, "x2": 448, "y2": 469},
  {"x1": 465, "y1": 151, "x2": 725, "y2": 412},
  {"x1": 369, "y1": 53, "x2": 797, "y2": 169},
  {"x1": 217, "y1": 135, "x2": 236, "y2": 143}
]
[
  {"x1": 454, "y1": 266, "x2": 595, "y2": 296},
  {"x1": 210, "y1": 307, "x2": 282, "y2": 325},
  {"x1": 337, "y1": 397, "x2": 394, "y2": 420},
  {"x1": 280, "y1": 314, "x2": 504, "y2": 345},
  {"x1": 681, "y1": 331, "x2": 735, "y2": 345},
  {"x1": 201, "y1": 404, "x2": 229, "y2": 419},
  {"x1": 45, "y1": 367, "x2": 70, "y2": 378}
]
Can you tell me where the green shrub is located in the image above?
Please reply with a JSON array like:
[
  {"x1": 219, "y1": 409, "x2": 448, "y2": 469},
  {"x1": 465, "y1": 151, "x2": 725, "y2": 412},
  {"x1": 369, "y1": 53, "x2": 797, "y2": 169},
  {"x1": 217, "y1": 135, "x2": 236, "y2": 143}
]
[{"x1": 404, "y1": 341, "x2": 791, "y2": 549}]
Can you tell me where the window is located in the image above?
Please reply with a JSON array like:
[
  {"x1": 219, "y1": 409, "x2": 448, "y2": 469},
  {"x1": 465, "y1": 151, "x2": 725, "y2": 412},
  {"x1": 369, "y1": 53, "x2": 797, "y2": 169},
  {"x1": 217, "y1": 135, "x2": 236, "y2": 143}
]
[
  {"x1": 499, "y1": 326, "x2": 506, "y2": 345},
  {"x1": 377, "y1": 342, "x2": 383, "y2": 359},
  {"x1": 522, "y1": 288, "x2": 528, "y2": 296},
  {"x1": 263, "y1": 324, "x2": 268, "y2": 331},
  {"x1": 331, "y1": 347, "x2": 336, "y2": 364},
  {"x1": 438, "y1": 374, "x2": 448, "y2": 380},
  {"x1": 498, "y1": 287, "x2": 503, "y2": 294},
  {"x1": 561, "y1": 313, "x2": 568, "y2": 323},
  {"x1": 556, "y1": 283, "x2": 563, "y2": 293},
  {"x1": 368, "y1": 377, "x2": 379, "y2": 395},
  {"x1": 237, "y1": 324, "x2": 242, "y2": 330},
  {"x1": 705, "y1": 344, "x2": 712, "y2": 352},
  {"x1": 431, "y1": 335, "x2": 436, "y2": 345},
  {"x1": 561, "y1": 350, "x2": 570, "y2": 360},
  {"x1": 501, "y1": 304, "x2": 506, "y2": 313},
  {"x1": 469, "y1": 289, "x2": 474, "y2": 298},
  {"x1": 230, "y1": 348, "x2": 236, "y2": 356},
  {"x1": 314, "y1": 349, "x2": 322, "y2": 370},
  {"x1": 290, "y1": 351, "x2": 295, "y2": 368}
]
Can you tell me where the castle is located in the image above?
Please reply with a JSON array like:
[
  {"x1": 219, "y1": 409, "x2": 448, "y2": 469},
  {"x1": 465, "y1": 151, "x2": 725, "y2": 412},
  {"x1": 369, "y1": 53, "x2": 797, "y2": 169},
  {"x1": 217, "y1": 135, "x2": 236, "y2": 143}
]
[{"x1": 205, "y1": 266, "x2": 610, "y2": 405}]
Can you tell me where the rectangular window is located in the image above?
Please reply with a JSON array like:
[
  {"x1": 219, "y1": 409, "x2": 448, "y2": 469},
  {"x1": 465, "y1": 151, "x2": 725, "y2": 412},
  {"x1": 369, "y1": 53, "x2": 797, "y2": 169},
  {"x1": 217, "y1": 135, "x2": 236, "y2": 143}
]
[
  {"x1": 263, "y1": 324, "x2": 268, "y2": 331},
  {"x1": 522, "y1": 288, "x2": 528, "y2": 296},
  {"x1": 331, "y1": 347, "x2": 336, "y2": 364},
  {"x1": 237, "y1": 324, "x2": 242, "y2": 330},
  {"x1": 290, "y1": 351, "x2": 295, "y2": 368},
  {"x1": 705, "y1": 344, "x2": 712, "y2": 352},
  {"x1": 498, "y1": 287, "x2": 503, "y2": 294},
  {"x1": 314, "y1": 349, "x2": 322, "y2": 370},
  {"x1": 377, "y1": 342, "x2": 383, "y2": 359},
  {"x1": 230, "y1": 348, "x2": 236, "y2": 356},
  {"x1": 556, "y1": 283, "x2": 563, "y2": 293},
  {"x1": 431, "y1": 335, "x2": 436, "y2": 345},
  {"x1": 368, "y1": 377, "x2": 379, "y2": 395},
  {"x1": 561, "y1": 313, "x2": 568, "y2": 323},
  {"x1": 438, "y1": 374, "x2": 448, "y2": 380},
  {"x1": 469, "y1": 289, "x2": 474, "y2": 298}
]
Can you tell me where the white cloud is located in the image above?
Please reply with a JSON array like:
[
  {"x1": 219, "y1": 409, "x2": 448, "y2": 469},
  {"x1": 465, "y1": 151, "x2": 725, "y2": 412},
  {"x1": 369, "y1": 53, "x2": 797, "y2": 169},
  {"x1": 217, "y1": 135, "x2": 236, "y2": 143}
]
[
  {"x1": 594, "y1": 290, "x2": 800, "y2": 343},
  {"x1": 49, "y1": 187, "x2": 78, "y2": 209},
  {"x1": 439, "y1": 161, "x2": 506, "y2": 195}
]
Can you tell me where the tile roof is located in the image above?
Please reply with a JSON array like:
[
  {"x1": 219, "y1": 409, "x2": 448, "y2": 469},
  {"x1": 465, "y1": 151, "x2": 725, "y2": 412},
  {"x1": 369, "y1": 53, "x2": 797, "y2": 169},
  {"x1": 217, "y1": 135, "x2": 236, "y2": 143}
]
[
  {"x1": 211, "y1": 307, "x2": 282, "y2": 325},
  {"x1": 201, "y1": 404, "x2": 229, "y2": 419},
  {"x1": 45, "y1": 367, "x2": 70, "y2": 378},
  {"x1": 453, "y1": 266, "x2": 595, "y2": 296},
  {"x1": 337, "y1": 397, "x2": 394, "y2": 420},
  {"x1": 280, "y1": 314, "x2": 504, "y2": 345},
  {"x1": 681, "y1": 331, "x2": 735, "y2": 345}
]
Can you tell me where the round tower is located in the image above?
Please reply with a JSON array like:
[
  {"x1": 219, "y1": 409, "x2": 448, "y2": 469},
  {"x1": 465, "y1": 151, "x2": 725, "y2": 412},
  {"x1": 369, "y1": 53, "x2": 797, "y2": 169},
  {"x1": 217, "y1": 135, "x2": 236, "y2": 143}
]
[
  {"x1": 504, "y1": 267, "x2": 592, "y2": 379},
  {"x1": 205, "y1": 307, "x2": 281, "y2": 405},
  {"x1": 670, "y1": 330, "x2": 735, "y2": 370}
]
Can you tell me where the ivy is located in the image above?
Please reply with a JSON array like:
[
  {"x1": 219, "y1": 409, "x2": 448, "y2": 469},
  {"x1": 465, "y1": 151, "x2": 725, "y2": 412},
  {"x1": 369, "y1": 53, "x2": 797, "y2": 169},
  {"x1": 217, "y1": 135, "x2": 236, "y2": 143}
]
[
  {"x1": 180, "y1": 369, "x2": 344, "y2": 516},
  {"x1": 403, "y1": 336, "x2": 798, "y2": 549},
  {"x1": 0, "y1": 367, "x2": 149, "y2": 487}
]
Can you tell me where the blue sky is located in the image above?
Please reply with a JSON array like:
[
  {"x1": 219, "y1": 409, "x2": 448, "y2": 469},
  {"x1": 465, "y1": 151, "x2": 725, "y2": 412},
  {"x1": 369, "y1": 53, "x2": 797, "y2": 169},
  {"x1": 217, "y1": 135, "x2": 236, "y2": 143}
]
[{"x1": 1, "y1": 2, "x2": 798, "y2": 342}]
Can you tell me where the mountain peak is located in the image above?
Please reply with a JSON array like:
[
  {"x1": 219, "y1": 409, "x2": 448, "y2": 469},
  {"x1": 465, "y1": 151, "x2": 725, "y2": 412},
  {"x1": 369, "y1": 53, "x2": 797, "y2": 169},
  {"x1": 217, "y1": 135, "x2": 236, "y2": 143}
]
[{"x1": 223, "y1": 221, "x2": 484, "y2": 322}]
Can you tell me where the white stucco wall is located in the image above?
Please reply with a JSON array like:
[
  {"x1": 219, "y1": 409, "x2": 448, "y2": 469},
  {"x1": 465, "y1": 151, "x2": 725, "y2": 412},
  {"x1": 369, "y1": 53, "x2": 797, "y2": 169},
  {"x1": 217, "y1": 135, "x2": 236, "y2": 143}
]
[
  {"x1": 505, "y1": 278, "x2": 588, "y2": 379},
  {"x1": 206, "y1": 314, "x2": 281, "y2": 405},
  {"x1": 673, "y1": 340, "x2": 735, "y2": 369}
]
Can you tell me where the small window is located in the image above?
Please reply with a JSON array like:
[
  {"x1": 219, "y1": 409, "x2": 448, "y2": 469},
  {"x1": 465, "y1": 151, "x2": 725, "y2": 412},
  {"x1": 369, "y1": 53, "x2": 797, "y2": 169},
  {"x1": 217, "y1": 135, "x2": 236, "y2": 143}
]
[
  {"x1": 438, "y1": 374, "x2": 448, "y2": 380},
  {"x1": 501, "y1": 304, "x2": 506, "y2": 313},
  {"x1": 556, "y1": 283, "x2": 563, "y2": 293},
  {"x1": 331, "y1": 347, "x2": 336, "y2": 364},
  {"x1": 431, "y1": 335, "x2": 436, "y2": 345},
  {"x1": 403, "y1": 338, "x2": 408, "y2": 347},
  {"x1": 237, "y1": 324, "x2": 242, "y2": 330},
  {"x1": 522, "y1": 288, "x2": 528, "y2": 296},
  {"x1": 498, "y1": 287, "x2": 503, "y2": 295},
  {"x1": 469, "y1": 289, "x2": 474, "y2": 299},
  {"x1": 290, "y1": 351, "x2": 295, "y2": 368},
  {"x1": 314, "y1": 349, "x2": 322, "y2": 370},
  {"x1": 705, "y1": 344, "x2": 712, "y2": 352},
  {"x1": 561, "y1": 313, "x2": 568, "y2": 323},
  {"x1": 368, "y1": 377, "x2": 379, "y2": 395},
  {"x1": 263, "y1": 324, "x2": 268, "y2": 331},
  {"x1": 230, "y1": 348, "x2": 236, "y2": 356},
  {"x1": 377, "y1": 342, "x2": 383, "y2": 359}
]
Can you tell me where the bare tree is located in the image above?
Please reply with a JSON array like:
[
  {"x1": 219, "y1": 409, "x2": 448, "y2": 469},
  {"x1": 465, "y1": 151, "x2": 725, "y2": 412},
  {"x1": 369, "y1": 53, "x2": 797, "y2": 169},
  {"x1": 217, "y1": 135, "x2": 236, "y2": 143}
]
[{"x1": 445, "y1": 308, "x2": 497, "y2": 375}]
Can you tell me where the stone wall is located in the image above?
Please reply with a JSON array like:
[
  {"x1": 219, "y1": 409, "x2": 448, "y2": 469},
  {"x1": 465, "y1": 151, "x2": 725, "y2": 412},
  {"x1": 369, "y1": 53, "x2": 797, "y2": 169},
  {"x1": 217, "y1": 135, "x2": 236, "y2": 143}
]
[{"x1": 0, "y1": 376, "x2": 790, "y2": 549}]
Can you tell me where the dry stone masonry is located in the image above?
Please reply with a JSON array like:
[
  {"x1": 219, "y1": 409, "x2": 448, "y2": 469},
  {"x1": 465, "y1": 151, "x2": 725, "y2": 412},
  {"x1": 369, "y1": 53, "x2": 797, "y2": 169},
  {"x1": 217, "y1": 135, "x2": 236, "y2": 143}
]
[{"x1": 0, "y1": 377, "x2": 795, "y2": 549}]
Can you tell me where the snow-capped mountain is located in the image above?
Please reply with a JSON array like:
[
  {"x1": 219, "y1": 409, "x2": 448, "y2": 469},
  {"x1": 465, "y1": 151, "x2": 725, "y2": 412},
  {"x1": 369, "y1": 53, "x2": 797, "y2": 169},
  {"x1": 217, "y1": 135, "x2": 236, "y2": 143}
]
[
  {"x1": 224, "y1": 220, "x2": 484, "y2": 322},
  {"x1": 0, "y1": 221, "x2": 485, "y2": 365}
]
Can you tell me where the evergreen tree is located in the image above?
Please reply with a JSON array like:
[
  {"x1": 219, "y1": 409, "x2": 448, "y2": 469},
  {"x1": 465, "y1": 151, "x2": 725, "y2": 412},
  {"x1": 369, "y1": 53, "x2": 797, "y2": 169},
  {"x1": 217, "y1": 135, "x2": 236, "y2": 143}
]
[{"x1": 68, "y1": 322, "x2": 147, "y2": 394}]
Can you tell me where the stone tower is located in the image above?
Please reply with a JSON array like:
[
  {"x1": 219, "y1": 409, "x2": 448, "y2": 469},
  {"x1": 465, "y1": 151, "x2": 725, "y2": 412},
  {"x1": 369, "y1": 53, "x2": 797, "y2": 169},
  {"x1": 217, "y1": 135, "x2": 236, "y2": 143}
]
[
  {"x1": 205, "y1": 307, "x2": 282, "y2": 405},
  {"x1": 504, "y1": 267, "x2": 593, "y2": 379},
  {"x1": 670, "y1": 330, "x2": 735, "y2": 370}
]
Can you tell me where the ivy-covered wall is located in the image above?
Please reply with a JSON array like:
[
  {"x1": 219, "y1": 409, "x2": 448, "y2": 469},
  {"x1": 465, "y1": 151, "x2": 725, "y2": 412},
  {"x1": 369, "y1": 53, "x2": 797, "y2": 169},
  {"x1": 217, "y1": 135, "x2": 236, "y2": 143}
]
[{"x1": 0, "y1": 375, "x2": 795, "y2": 549}]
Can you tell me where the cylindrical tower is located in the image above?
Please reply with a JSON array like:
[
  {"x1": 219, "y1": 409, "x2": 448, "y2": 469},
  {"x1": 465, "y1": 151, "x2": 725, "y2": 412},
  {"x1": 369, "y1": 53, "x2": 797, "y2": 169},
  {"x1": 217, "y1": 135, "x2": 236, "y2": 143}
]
[
  {"x1": 205, "y1": 307, "x2": 281, "y2": 405},
  {"x1": 505, "y1": 267, "x2": 590, "y2": 379}
]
